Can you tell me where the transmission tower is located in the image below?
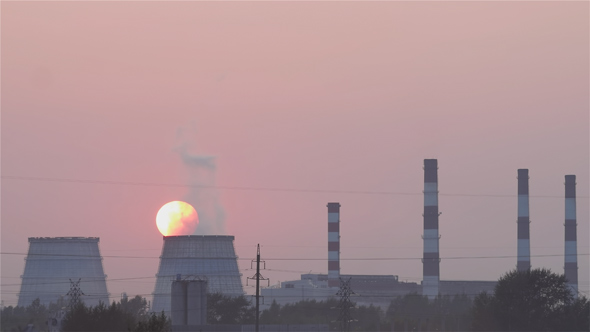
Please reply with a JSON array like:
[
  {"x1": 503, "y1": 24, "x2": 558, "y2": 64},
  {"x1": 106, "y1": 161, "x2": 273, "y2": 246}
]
[
  {"x1": 66, "y1": 278, "x2": 84, "y2": 309},
  {"x1": 247, "y1": 244, "x2": 269, "y2": 332},
  {"x1": 336, "y1": 277, "x2": 355, "y2": 332}
]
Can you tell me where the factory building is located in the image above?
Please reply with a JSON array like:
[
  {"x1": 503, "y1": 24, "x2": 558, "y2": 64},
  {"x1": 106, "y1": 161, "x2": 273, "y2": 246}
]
[
  {"x1": 261, "y1": 274, "x2": 419, "y2": 309},
  {"x1": 18, "y1": 237, "x2": 109, "y2": 307},
  {"x1": 439, "y1": 280, "x2": 496, "y2": 297},
  {"x1": 151, "y1": 235, "x2": 243, "y2": 316}
]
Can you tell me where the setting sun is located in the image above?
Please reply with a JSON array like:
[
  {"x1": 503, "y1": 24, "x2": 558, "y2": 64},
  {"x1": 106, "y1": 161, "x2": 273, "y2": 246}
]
[{"x1": 156, "y1": 201, "x2": 199, "y2": 236}]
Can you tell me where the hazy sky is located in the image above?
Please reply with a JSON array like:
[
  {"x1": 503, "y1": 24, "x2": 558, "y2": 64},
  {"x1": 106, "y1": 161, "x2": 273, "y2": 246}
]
[{"x1": 2, "y1": 1, "x2": 588, "y2": 307}]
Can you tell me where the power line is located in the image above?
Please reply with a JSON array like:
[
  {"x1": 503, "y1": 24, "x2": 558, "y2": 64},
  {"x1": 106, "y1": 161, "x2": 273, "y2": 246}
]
[
  {"x1": 3, "y1": 175, "x2": 584, "y2": 198},
  {"x1": 1, "y1": 251, "x2": 587, "y2": 260}
]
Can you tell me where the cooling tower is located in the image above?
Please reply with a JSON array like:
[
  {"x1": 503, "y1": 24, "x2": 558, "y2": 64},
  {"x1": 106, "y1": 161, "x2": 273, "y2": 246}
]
[
  {"x1": 564, "y1": 175, "x2": 578, "y2": 298},
  {"x1": 517, "y1": 169, "x2": 531, "y2": 272},
  {"x1": 327, "y1": 202, "x2": 341, "y2": 288},
  {"x1": 151, "y1": 235, "x2": 243, "y2": 316},
  {"x1": 422, "y1": 159, "x2": 440, "y2": 300},
  {"x1": 18, "y1": 237, "x2": 109, "y2": 307}
]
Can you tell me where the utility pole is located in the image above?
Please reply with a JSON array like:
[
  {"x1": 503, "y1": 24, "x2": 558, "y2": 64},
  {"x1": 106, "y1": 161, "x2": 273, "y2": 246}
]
[{"x1": 247, "y1": 244, "x2": 269, "y2": 332}]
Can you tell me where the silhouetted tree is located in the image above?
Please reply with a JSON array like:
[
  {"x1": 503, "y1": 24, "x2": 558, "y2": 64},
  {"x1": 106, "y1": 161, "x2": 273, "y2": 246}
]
[
  {"x1": 62, "y1": 301, "x2": 136, "y2": 332},
  {"x1": 134, "y1": 311, "x2": 170, "y2": 332},
  {"x1": 259, "y1": 298, "x2": 383, "y2": 331},
  {"x1": 0, "y1": 299, "x2": 49, "y2": 332},
  {"x1": 259, "y1": 300, "x2": 281, "y2": 324},
  {"x1": 207, "y1": 293, "x2": 255, "y2": 324},
  {"x1": 471, "y1": 268, "x2": 589, "y2": 331},
  {"x1": 385, "y1": 292, "x2": 473, "y2": 331},
  {"x1": 118, "y1": 295, "x2": 149, "y2": 321}
]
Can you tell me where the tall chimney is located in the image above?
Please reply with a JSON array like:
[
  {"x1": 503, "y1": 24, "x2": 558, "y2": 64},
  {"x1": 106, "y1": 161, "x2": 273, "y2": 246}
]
[
  {"x1": 327, "y1": 202, "x2": 341, "y2": 288},
  {"x1": 564, "y1": 175, "x2": 578, "y2": 298},
  {"x1": 422, "y1": 159, "x2": 439, "y2": 299},
  {"x1": 517, "y1": 169, "x2": 531, "y2": 272}
]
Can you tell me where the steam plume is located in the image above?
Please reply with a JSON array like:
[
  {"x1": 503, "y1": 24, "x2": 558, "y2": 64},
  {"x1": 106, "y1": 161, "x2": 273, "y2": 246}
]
[{"x1": 175, "y1": 125, "x2": 226, "y2": 235}]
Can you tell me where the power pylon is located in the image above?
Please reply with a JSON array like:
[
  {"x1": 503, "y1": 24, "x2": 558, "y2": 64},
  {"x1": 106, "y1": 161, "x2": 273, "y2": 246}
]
[
  {"x1": 336, "y1": 277, "x2": 354, "y2": 332},
  {"x1": 66, "y1": 278, "x2": 84, "y2": 309},
  {"x1": 247, "y1": 244, "x2": 269, "y2": 332}
]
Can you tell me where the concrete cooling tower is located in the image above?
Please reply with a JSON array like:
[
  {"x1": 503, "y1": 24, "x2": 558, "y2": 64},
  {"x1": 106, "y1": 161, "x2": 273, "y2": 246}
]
[
  {"x1": 18, "y1": 237, "x2": 109, "y2": 307},
  {"x1": 151, "y1": 235, "x2": 243, "y2": 315}
]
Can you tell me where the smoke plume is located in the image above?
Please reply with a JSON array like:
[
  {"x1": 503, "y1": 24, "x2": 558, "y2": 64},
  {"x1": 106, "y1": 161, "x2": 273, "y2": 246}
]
[{"x1": 175, "y1": 125, "x2": 226, "y2": 235}]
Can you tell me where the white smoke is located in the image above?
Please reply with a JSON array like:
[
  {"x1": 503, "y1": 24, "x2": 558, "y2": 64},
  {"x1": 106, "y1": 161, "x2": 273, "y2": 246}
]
[{"x1": 174, "y1": 125, "x2": 226, "y2": 235}]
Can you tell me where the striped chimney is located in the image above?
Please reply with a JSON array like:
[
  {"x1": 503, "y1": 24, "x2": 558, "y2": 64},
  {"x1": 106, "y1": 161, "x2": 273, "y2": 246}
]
[
  {"x1": 517, "y1": 169, "x2": 531, "y2": 272},
  {"x1": 327, "y1": 202, "x2": 341, "y2": 288},
  {"x1": 422, "y1": 159, "x2": 439, "y2": 299},
  {"x1": 564, "y1": 175, "x2": 578, "y2": 298}
]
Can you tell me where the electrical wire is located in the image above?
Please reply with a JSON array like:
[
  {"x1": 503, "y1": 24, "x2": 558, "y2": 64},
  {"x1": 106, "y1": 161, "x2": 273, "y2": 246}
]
[
  {"x1": 1, "y1": 251, "x2": 587, "y2": 261},
  {"x1": 3, "y1": 175, "x2": 585, "y2": 198}
]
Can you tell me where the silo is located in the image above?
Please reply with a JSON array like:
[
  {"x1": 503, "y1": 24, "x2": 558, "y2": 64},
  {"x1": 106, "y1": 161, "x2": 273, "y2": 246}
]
[
  {"x1": 187, "y1": 280, "x2": 207, "y2": 325},
  {"x1": 170, "y1": 280, "x2": 187, "y2": 325},
  {"x1": 152, "y1": 235, "x2": 243, "y2": 316},
  {"x1": 18, "y1": 237, "x2": 109, "y2": 307}
]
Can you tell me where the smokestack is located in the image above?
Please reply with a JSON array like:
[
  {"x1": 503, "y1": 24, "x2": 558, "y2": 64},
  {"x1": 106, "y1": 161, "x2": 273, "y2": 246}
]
[
  {"x1": 327, "y1": 202, "x2": 341, "y2": 288},
  {"x1": 564, "y1": 175, "x2": 578, "y2": 298},
  {"x1": 422, "y1": 159, "x2": 439, "y2": 299},
  {"x1": 517, "y1": 169, "x2": 531, "y2": 272}
]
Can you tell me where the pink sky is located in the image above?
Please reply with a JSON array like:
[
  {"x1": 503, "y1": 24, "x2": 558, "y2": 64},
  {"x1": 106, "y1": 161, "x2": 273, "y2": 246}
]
[{"x1": 2, "y1": 1, "x2": 588, "y2": 306}]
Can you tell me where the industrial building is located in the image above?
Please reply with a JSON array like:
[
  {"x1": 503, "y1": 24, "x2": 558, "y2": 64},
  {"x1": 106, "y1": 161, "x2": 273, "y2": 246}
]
[
  {"x1": 261, "y1": 273, "x2": 419, "y2": 309},
  {"x1": 171, "y1": 278, "x2": 207, "y2": 326},
  {"x1": 262, "y1": 160, "x2": 499, "y2": 308},
  {"x1": 151, "y1": 235, "x2": 243, "y2": 316},
  {"x1": 18, "y1": 237, "x2": 109, "y2": 307}
]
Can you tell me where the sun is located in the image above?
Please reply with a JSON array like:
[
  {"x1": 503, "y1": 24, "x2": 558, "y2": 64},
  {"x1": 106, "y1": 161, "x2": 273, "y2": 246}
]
[{"x1": 156, "y1": 201, "x2": 199, "y2": 236}]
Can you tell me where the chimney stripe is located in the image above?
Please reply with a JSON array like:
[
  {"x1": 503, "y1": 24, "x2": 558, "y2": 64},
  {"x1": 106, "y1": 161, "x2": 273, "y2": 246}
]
[
  {"x1": 565, "y1": 199, "x2": 576, "y2": 220},
  {"x1": 517, "y1": 239, "x2": 530, "y2": 260}
]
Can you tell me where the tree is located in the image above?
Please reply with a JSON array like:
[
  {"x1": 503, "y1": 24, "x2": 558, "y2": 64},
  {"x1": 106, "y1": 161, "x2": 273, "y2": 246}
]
[
  {"x1": 118, "y1": 295, "x2": 149, "y2": 321},
  {"x1": 0, "y1": 298, "x2": 49, "y2": 332},
  {"x1": 134, "y1": 312, "x2": 170, "y2": 332},
  {"x1": 259, "y1": 300, "x2": 281, "y2": 324},
  {"x1": 62, "y1": 301, "x2": 136, "y2": 332},
  {"x1": 471, "y1": 268, "x2": 589, "y2": 331},
  {"x1": 386, "y1": 292, "x2": 430, "y2": 331},
  {"x1": 207, "y1": 293, "x2": 255, "y2": 324},
  {"x1": 259, "y1": 298, "x2": 383, "y2": 331}
]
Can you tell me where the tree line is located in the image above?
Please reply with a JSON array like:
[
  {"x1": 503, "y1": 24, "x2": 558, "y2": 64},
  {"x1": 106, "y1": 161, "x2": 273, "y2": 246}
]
[
  {"x1": 2, "y1": 268, "x2": 588, "y2": 331},
  {"x1": 0, "y1": 295, "x2": 169, "y2": 332}
]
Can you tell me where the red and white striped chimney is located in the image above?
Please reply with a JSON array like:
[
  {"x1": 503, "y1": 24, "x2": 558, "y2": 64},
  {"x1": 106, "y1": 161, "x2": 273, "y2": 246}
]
[
  {"x1": 564, "y1": 175, "x2": 578, "y2": 298},
  {"x1": 422, "y1": 159, "x2": 439, "y2": 299},
  {"x1": 517, "y1": 169, "x2": 531, "y2": 272},
  {"x1": 327, "y1": 202, "x2": 341, "y2": 288}
]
